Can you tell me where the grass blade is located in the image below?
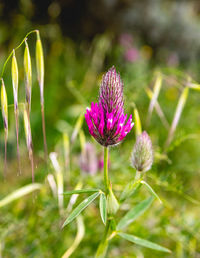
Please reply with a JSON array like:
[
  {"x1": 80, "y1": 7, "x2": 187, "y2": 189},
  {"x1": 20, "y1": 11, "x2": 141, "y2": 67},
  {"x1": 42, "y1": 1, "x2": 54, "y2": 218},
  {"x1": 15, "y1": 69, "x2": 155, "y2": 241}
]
[
  {"x1": 141, "y1": 180, "x2": 162, "y2": 203},
  {"x1": 120, "y1": 180, "x2": 142, "y2": 203},
  {"x1": 147, "y1": 73, "x2": 162, "y2": 125},
  {"x1": 63, "y1": 189, "x2": 100, "y2": 195},
  {"x1": 62, "y1": 191, "x2": 100, "y2": 228},
  {"x1": 146, "y1": 87, "x2": 169, "y2": 129},
  {"x1": 0, "y1": 183, "x2": 42, "y2": 208},
  {"x1": 63, "y1": 133, "x2": 70, "y2": 180},
  {"x1": 164, "y1": 87, "x2": 189, "y2": 150},
  {"x1": 71, "y1": 113, "x2": 84, "y2": 144},
  {"x1": 49, "y1": 152, "x2": 64, "y2": 214},
  {"x1": 99, "y1": 193, "x2": 107, "y2": 225},
  {"x1": 118, "y1": 233, "x2": 171, "y2": 253},
  {"x1": 117, "y1": 196, "x2": 154, "y2": 230},
  {"x1": 62, "y1": 215, "x2": 85, "y2": 258},
  {"x1": 66, "y1": 181, "x2": 83, "y2": 212}
]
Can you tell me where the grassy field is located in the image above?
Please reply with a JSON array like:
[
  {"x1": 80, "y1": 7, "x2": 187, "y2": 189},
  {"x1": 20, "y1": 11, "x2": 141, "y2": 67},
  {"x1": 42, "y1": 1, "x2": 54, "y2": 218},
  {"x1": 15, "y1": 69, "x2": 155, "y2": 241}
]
[{"x1": 0, "y1": 29, "x2": 200, "y2": 258}]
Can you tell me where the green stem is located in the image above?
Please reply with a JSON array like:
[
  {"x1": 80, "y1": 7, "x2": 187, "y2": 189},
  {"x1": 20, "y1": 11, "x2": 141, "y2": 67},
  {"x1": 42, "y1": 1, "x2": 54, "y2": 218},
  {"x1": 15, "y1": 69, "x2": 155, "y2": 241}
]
[
  {"x1": 0, "y1": 30, "x2": 38, "y2": 78},
  {"x1": 134, "y1": 170, "x2": 141, "y2": 183},
  {"x1": 95, "y1": 147, "x2": 110, "y2": 257},
  {"x1": 104, "y1": 147, "x2": 109, "y2": 194},
  {"x1": 95, "y1": 219, "x2": 111, "y2": 257}
]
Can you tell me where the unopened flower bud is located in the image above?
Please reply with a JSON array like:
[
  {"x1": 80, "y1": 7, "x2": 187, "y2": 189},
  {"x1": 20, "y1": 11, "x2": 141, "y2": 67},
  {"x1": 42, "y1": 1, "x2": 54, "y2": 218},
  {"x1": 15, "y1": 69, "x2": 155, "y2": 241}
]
[
  {"x1": 131, "y1": 131, "x2": 153, "y2": 173},
  {"x1": 107, "y1": 188, "x2": 119, "y2": 215}
]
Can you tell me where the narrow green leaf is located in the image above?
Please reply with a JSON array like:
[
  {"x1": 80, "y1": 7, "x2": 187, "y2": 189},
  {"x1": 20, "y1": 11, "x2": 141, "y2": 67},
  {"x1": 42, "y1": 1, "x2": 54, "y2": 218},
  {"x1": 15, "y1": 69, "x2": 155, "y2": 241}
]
[
  {"x1": 61, "y1": 215, "x2": 85, "y2": 258},
  {"x1": 141, "y1": 181, "x2": 162, "y2": 203},
  {"x1": 147, "y1": 73, "x2": 162, "y2": 125},
  {"x1": 63, "y1": 189, "x2": 100, "y2": 195},
  {"x1": 71, "y1": 114, "x2": 84, "y2": 143},
  {"x1": 62, "y1": 192, "x2": 100, "y2": 228},
  {"x1": 165, "y1": 87, "x2": 189, "y2": 149},
  {"x1": 117, "y1": 196, "x2": 154, "y2": 230},
  {"x1": 0, "y1": 184, "x2": 42, "y2": 208},
  {"x1": 99, "y1": 193, "x2": 107, "y2": 225},
  {"x1": 120, "y1": 180, "x2": 142, "y2": 203},
  {"x1": 118, "y1": 233, "x2": 171, "y2": 253}
]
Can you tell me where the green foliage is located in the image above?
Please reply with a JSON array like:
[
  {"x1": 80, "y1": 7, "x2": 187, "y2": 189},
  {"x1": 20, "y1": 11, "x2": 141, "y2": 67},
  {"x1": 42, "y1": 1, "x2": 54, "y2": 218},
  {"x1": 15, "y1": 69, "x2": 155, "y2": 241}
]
[
  {"x1": 0, "y1": 25, "x2": 200, "y2": 258},
  {"x1": 117, "y1": 196, "x2": 154, "y2": 231},
  {"x1": 118, "y1": 233, "x2": 171, "y2": 253}
]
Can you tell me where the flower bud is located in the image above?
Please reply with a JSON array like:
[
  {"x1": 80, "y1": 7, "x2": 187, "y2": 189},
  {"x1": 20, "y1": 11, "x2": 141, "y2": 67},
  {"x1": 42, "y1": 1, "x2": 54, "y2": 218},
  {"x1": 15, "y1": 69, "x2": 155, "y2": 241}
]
[
  {"x1": 107, "y1": 189, "x2": 119, "y2": 215},
  {"x1": 131, "y1": 131, "x2": 153, "y2": 173}
]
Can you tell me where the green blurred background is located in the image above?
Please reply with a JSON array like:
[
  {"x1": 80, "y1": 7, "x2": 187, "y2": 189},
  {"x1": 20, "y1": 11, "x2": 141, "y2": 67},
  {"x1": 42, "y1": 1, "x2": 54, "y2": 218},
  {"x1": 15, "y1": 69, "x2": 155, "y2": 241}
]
[{"x1": 0, "y1": 0, "x2": 200, "y2": 257}]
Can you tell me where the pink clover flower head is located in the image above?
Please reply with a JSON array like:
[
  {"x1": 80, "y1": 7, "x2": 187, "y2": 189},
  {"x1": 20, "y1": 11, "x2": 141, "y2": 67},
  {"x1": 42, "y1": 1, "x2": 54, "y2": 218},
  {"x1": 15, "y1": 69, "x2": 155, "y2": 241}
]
[{"x1": 85, "y1": 66, "x2": 134, "y2": 146}]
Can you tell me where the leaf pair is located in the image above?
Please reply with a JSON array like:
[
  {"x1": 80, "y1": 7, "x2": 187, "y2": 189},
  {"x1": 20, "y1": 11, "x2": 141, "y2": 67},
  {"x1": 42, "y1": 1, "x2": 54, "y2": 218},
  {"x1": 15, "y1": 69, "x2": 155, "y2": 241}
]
[
  {"x1": 62, "y1": 190, "x2": 101, "y2": 228},
  {"x1": 116, "y1": 196, "x2": 171, "y2": 253}
]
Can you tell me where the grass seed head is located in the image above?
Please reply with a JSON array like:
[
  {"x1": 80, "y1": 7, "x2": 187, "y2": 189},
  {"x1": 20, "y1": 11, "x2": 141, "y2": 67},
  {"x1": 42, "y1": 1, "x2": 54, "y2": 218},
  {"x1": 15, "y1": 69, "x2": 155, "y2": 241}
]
[{"x1": 24, "y1": 40, "x2": 32, "y2": 112}]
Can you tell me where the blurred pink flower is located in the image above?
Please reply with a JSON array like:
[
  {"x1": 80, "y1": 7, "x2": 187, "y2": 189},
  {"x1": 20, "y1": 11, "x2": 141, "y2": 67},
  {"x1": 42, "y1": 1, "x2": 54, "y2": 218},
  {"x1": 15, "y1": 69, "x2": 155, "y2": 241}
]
[
  {"x1": 124, "y1": 47, "x2": 139, "y2": 63},
  {"x1": 80, "y1": 142, "x2": 98, "y2": 175}
]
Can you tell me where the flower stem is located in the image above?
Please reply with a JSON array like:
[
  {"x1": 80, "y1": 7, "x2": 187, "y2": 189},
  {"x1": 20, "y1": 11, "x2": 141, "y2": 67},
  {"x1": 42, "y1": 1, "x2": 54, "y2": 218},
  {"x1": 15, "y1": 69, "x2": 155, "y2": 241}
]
[
  {"x1": 95, "y1": 147, "x2": 110, "y2": 258},
  {"x1": 134, "y1": 170, "x2": 141, "y2": 183},
  {"x1": 104, "y1": 147, "x2": 109, "y2": 194}
]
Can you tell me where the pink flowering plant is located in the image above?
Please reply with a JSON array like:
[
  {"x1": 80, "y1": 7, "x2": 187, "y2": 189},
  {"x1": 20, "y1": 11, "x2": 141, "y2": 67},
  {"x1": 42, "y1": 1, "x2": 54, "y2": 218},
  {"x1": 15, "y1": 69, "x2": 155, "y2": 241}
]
[{"x1": 62, "y1": 67, "x2": 171, "y2": 257}]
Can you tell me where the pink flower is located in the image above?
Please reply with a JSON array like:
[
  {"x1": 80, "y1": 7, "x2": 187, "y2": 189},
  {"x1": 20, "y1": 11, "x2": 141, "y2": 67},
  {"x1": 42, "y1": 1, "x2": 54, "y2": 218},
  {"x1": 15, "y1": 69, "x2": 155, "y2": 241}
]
[
  {"x1": 124, "y1": 47, "x2": 139, "y2": 63},
  {"x1": 85, "y1": 66, "x2": 134, "y2": 146}
]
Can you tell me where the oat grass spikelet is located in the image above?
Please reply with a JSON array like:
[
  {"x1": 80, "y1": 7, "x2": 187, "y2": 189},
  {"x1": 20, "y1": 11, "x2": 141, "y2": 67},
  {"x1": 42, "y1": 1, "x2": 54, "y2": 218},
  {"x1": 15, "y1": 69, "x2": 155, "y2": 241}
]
[
  {"x1": 1, "y1": 79, "x2": 8, "y2": 175},
  {"x1": 12, "y1": 50, "x2": 21, "y2": 174},
  {"x1": 85, "y1": 66, "x2": 134, "y2": 146},
  {"x1": 24, "y1": 40, "x2": 32, "y2": 113}
]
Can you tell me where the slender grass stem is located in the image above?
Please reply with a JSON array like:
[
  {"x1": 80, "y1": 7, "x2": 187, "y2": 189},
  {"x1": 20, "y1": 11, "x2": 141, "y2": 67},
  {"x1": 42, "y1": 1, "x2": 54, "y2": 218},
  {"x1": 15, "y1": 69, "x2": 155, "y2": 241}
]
[
  {"x1": 104, "y1": 147, "x2": 109, "y2": 194},
  {"x1": 30, "y1": 150, "x2": 35, "y2": 183},
  {"x1": 4, "y1": 132, "x2": 7, "y2": 177},
  {"x1": 14, "y1": 109, "x2": 21, "y2": 175},
  {"x1": 41, "y1": 103, "x2": 48, "y2": 161},
  {"x1": 0, "y1": 30, "x2": 38, "y2": 78}
]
